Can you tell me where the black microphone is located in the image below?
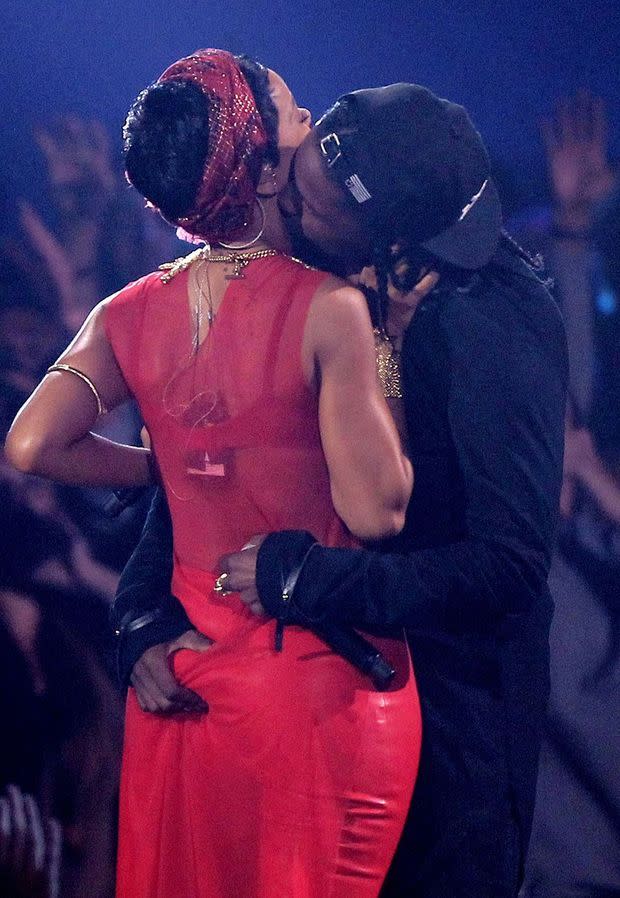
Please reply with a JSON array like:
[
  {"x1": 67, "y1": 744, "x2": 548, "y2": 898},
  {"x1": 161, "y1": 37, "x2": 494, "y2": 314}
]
[
  {"x1": 271, "y1": 536, "x2": 397, "y2": 691},
  {"x1": 311, "y1": 622, "x2": 396, "y2": 691}
]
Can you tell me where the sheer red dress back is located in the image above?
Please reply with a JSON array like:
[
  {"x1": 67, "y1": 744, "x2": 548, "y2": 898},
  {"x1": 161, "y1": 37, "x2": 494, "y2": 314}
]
[{"x1": 104, "y1": 255, "x2": 421, "y2": 898}]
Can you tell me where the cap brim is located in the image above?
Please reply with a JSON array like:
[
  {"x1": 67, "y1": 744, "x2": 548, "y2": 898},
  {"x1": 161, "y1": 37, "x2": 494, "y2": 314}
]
[{"x1": 421, "y1": 177, "x2": 502, "y2": 270}]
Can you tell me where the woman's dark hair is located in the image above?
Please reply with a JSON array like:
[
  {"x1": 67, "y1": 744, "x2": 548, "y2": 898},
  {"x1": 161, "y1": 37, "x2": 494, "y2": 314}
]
[{"x1": 123, "y1": 55, "x2": 279, "y2": 222}]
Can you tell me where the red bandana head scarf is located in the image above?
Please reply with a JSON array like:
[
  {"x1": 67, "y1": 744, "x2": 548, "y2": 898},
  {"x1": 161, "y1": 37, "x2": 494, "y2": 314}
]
[{"x1": 157, "y1": 49, "x2": 268, "y2": 243}]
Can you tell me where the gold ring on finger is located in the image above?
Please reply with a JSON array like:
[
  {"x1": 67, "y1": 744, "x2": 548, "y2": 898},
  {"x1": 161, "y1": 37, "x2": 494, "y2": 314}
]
[{"x1": 214, "y1": 572, "x2": 232, "y2": 596}]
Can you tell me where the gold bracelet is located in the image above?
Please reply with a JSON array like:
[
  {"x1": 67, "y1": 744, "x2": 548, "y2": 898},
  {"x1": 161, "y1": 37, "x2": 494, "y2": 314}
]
[
  {"x1": 46, "y1": 364, "x2": 108, "y2": 417},
  {"x1": 373, "y1": 328, "x2": 403, "y2": 399}
]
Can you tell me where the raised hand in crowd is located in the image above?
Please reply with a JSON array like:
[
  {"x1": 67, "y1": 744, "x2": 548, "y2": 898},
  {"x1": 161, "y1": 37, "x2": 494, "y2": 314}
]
[
  {"x1": 18, "y1": 201, "x2": 80, "y2": 331},
  {"x1": 34, "y1": 117, "x2": 115, "y2": 199},
  {"x1": 19, "y1": 118, "x2": 117, "y2": 333},
  {"x1": 0, "y1": 785, "x2": 62, "y2": 898},
  {"x1": 561, "y1": 421, "x2": 620, "y2": 523},
  {"x1": 541, "y1": 91, "x2": 617, "y2": 232}
]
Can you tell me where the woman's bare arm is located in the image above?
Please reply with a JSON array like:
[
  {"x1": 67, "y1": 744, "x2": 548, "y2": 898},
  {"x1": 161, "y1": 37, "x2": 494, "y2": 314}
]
[
  {"x1": 303, "y1": 279, "x2": 413, "y2": 541},
  {"x1": 6, "y1": 299, "x2": 152, "y2": 487}
]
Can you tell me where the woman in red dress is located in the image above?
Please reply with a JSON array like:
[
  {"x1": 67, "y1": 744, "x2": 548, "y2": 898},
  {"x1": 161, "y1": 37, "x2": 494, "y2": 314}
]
[{"x1": 7, "y1": 50, "x2": 422, "y2": 897}]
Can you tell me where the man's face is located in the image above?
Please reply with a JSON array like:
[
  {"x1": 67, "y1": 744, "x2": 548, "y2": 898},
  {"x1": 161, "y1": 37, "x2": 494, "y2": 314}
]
[{"x1": 277, "y1": 130, "x2": 372, "y2": 274}]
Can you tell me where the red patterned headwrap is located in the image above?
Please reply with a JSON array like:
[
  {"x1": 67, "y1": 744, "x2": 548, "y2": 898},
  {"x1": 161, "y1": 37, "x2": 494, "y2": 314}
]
[{"x1": 157, "y1": 49, "x2": 268, "y2": 243}]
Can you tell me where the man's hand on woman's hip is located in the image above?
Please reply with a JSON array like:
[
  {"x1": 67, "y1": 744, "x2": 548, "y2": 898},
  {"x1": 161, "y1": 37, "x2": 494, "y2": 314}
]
[{"x1": 130, "y1": 630, "x2": 212, "y2": 714}]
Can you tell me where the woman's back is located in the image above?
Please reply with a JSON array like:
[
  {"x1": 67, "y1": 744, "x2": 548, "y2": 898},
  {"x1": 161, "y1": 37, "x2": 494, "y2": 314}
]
[
  {"x1": 105, "y1": 253, "x2": 352, "y2": 571},
  {"x1": 5, "y1": 48, "x2": 420, "y2": 897}
]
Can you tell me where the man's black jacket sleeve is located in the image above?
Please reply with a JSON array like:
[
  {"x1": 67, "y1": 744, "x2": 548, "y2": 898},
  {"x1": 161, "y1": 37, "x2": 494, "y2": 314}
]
[
  {"x1": 111, "y1": 488, "x2": 191, "y2": 685},
  {"x1": 257, "y1": 271, "x2": 568, "y2": 635}
]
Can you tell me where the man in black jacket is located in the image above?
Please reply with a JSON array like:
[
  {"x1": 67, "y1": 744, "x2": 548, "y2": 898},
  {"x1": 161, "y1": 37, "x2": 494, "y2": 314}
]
[{"x1": 112, "y1": 84, "x2": 567, "y2": 897}]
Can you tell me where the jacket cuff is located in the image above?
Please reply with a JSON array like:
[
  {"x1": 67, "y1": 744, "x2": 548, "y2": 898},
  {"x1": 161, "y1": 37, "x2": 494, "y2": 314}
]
[
  {"x1": 256, "y1": 530, "x2": 319, "y2": 623},
  {"x1": 115, "y1": 602, "x2": 192, "y2": 688}
]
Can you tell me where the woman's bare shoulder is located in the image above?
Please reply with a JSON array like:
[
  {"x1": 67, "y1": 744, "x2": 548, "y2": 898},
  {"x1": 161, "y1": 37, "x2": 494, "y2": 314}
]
[
  {"x1": 309, "y1": 274, "x2": 373, "y2": 341},
  {"x1": 103, "y1": 269, "x2": 164, "y2": 311}
]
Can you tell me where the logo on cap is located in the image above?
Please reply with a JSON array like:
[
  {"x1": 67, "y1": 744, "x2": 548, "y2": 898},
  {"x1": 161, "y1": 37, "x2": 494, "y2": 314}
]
[
  {"x1": 345, "y1": 174, "x2": 372, "y2": 203},
  {"x1": 458, "y1": 179, "x2": 488, "y2": 222}
]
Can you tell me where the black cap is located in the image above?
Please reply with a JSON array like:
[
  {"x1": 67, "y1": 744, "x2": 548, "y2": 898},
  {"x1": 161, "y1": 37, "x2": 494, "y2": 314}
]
[{"x1": 315, "y1": 83, "x2": 502, "y2": 270}]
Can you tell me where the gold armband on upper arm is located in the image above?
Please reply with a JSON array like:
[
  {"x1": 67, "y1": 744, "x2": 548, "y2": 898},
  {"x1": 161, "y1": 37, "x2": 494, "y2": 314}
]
[{"x1": 46, "y1": 364, "x2": 108, "y2": 417}]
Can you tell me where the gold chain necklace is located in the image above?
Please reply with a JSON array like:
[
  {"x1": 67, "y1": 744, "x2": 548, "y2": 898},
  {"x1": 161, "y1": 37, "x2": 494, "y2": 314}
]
[
  {"x1": 160, "y1": 244, "x2": 317, "y2": 355},
  {"x1": 159, "y1": 244, "x2": 315, "y2": 284}
]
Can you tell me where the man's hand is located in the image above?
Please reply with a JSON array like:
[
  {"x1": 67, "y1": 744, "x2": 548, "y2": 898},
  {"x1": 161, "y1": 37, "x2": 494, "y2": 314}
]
[
  {"x1": 0, "y1": 786, "x2": 62, "y2": 898},
  {"x1": 357, "y1": 264, "x2": 440, "y2": 349},
  {"x1": 130, "y1": 629, "x2": 212, "y2": 714},
  {"x1": 385, "y1": 269, "x2": 440, "y2": 348},
  {"x1": 218, "y1": 536, "x2": 267, "y2": 618}
]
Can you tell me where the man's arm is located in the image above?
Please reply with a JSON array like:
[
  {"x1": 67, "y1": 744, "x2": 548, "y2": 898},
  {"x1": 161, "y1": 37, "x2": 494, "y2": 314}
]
[
  {"x1": 256, "y1": 271, "x2": 568, "y2": 633},
  {"x1": 111, "y1": 488, "x2": 193, "y2": 685}
]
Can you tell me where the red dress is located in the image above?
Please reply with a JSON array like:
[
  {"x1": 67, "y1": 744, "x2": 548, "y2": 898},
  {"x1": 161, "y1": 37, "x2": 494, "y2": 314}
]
[{"x1": 105, "y1": 255, "x2": 422, "y2": 898}]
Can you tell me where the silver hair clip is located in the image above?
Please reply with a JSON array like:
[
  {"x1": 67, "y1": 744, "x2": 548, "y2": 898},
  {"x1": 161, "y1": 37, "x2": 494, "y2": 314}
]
[{"x1": 458, "y1": 179, "x2": 488, "y2": 222}]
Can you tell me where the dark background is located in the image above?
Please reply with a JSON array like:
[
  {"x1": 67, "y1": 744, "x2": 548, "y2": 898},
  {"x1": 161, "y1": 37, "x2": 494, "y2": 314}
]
[{"x1": 2, "y1": 0, "x2": 619, "y2": 217}]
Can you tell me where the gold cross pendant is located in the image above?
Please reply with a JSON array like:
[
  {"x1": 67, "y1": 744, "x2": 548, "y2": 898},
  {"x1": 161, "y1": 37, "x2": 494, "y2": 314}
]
[{"x1": 224, "y1": 258, "x2": 248, "y2": 280}]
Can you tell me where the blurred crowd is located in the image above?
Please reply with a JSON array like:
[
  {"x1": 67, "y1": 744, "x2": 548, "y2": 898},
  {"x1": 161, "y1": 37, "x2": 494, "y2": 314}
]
[
  {"x1": 0, "y1": 93, "x2": 619, "y2": 897},
  {"x1": 0, "y1": 119, "x2": 179, "y2": 898},
  {"x1": 511, "y1": 93, "x2": 620, "y2": 898}
]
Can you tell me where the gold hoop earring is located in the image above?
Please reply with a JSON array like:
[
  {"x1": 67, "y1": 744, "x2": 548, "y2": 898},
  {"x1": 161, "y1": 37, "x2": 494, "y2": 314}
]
[{"x1": 218, "y1": 197, "x2": 266, "y2": 250}]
